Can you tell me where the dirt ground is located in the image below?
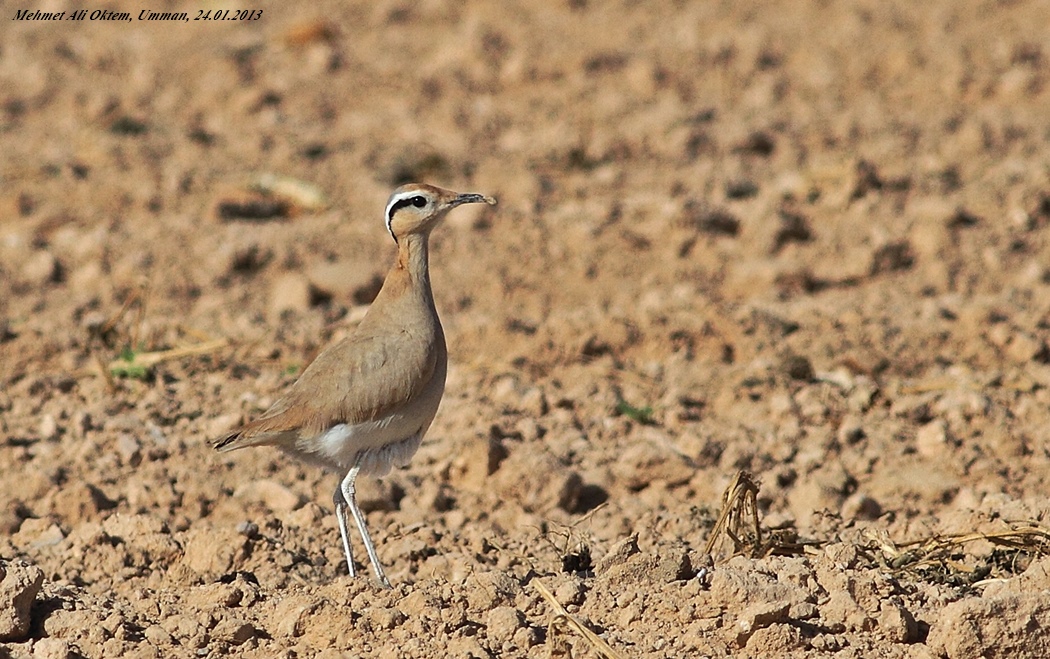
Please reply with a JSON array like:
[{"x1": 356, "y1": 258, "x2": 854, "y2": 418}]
[{"x1": 2, "y1": 0, "x2": 1050, "y2": 657}]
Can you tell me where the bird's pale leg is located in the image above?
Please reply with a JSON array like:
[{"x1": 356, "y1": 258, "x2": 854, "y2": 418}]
[
  {"x1": 333, "y1": 487, "x2": 357, "y2": 578},
  {"x1": 339, "y1": 459, "x2": 392, "y2": 589}
]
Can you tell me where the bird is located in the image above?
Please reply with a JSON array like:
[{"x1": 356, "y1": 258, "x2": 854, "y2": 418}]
[{"x1": 214, "y1": 183, "x2": 496, "y2": 588}]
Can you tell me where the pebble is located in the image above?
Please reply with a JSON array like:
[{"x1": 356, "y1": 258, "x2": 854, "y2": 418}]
[
  {"x1": 842, "y1": 492, "x2": 882, "y2": 521},
  {"x1": 0, "y1": 560, "x2": 44, "y2": 642},
  {"x1": 69, "y1": 261, "x2": 104, "y2": 293},
  {"x1": 21, "y1": 250, "x2": 62, "y2": 285},
  {"x1": 492, "y1": 448, "x2": 583, "y2": 513},
  {"x1": 212, "y1": 618, "x2": 257, "y2": 645},
  {"x1": 485, "y1": 606, "x2": 524, "y2": 646},
  {"x1": 735, "y1": 601, "x2": 791, "y2": 646},
  {"x1": 269, "y1": 272, "x2": 312, "y2": 316},
  {"x1": 233, "y1": 479, "x2": 304, "y2": 512},
  {"x1": 306, "y1": 261, "x2": 376, "y2": 302},
  {"x1": 779, "y1": 354, "x2": 814, "y2": 380},
  {"x1": 464, "y1": 571, "x2": 520, "y2": 610},
  {"x1": 14, "y1": 518, "x2": 65, "y2": 549},
  {"x1": 31, "y1": 637, "x2": 71, "y2": 659},
  {"x1": 927, "y1": 592, "x2": 1050, "y2": 658},
  {"x1": 877, "y1": 601, "x2": 917, "y2": 643},
  {"x1": 143, "y1": 624, "x2": 174, "y2": 646},
  {"x1": 611, "y1": 435, "x2": 695, "y2": 490},
  {"x1": 915, "y1": 419, "x2": 950, "y2": 458},
  {"x1": 116, "y1": 434, "x2": 142, "y2": 466},
  {"x1": 596, "y1": 535, "x2": 640, "y2": 574},
  {"x1": 271, "y1": 595, "x2": 318, "y2": 638},
  {"x1": 179, "y1": 528, "x2": 247, "y2": 576},
  {"x1": 39, "y1": 414, "x2": 59, "y2": 441}
]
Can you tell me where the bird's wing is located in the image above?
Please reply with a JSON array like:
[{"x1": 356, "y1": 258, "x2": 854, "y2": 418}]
[{"x1": 214, "y1": 327, "x2": 439, "y2": 452}]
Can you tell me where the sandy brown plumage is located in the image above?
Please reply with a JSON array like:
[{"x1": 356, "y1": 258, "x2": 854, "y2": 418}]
[
  {"x1": 214, "y1": 266, "x2": 443, "y2": 454},
  {"x1": 214, "y1": 183, "x2": 495, "y2": 587}
]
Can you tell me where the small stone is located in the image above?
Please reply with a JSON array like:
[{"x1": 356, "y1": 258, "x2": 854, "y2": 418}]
[
  {"x1": 285, "y1": 501, "x2": 325, "y2": 528},
  {"x1": 272, "y1": 595, "x2": 319, "y2": 638},
  {"x1": 39, "y1": 414, "x2": 59, "y2": 441},
  {"x1": 32, "y1": 637, "x2": 71, "y2": 659},
  {"x1": 397, "y1": 590, "x2": 436, "y2": 618},
  {"x1": 836, "y1": 416, "x2": 866, "y2": 444},
  {"x1": 354, "y1": 477, "x2": 402, "y2": 513},
  {"x1": 269, "y1": 272, "x2": 311, "y2": 316},
  {"x1": 41, "y1": 609, "x2": 98, "y2": 641},
  {"x1": 143, "y1": 624, "x2": 173, "y2": 646},
  {"x1": 842, "y1": 493, "x2": 882, "y2": 521},
  {"x1": 160, "y1": 614, "x2": 206, "y2": 647},
  {"x1": 179, "y1": 527, "x2": 248, "y2": 576},
  {"x1": 780, "y1": 354, "x2": 814, "y2": 381},
  {"x1": 870, "y1": 240, "x2": 915, "y2": 275},
  {"x1": 736, "y1": 601, "x2": 791, "y2": 646},
  {"x1": 599, "y1": 543, "x2": 692, "y2": 585},
  {"x1": 448, "y1": 435, "x2": 508, "y2": 493},
  {"x1": 1006, "y1": 333, "x2": 1043, "y2": 364},
  {"x1": 878, "y1": 601, "x2": 917, "y2": 643},
  {"x1": 236, "y1": 521, "x2": 259, "y2": 538},
  {"x1": 365, "y1": 607, "x2": 405, "y2": 631},
  {"x1": 49, "y1": 481, "x2": 112, "y2": 524},
  {"x1": 464, "y1": 571, "x2": 520, "y2": 609},
  {"x1": 786, "y1": 461, "x2": 854, "y2": 517},
  {"x1": 492, "y1": 448, "x2": 582, "y2": 513},
  {"x1": 513, "y1": 417, "x2": 542, "y2": 442},
  {"x1": 486, "y1": 606, "x2": 524, "y2": 646},
  {"x1": 116, "y1": 434, "x2": 142, "y2": 466},
  {"x1": 14, "y1": 518, "x2": 65, "y2": 549},
  {"x1": 927, "y1": 592, "x2": 1050, "y2": 658},
  {"x1": 512, "y1": 625, "x2": 543, "y2": 649},
  {"x1": 744, "y1": 623, "x2": 806, "y2": 653},
  {"x1": 519, "y1": 387, "x2": 548, "y2": 416},
  {"x1": 22, "y1": 251, "x2": 63, "y2": 285},
  {"x1": 69, "y1": 261, "x2": 104, "y2": 293},
  {"x1": 102, "y1": 512, "x2": 167, "y2": 538},
  {"x1": 915, "y1": 419, "x2": 950, "y2": 458},
  {"x1": 212, "y1": 618, "x2": 256, "y2": 645},
  {"x1": 0, "y1": 500, "x2": 22, "y2": 535},
  {"x1": 306, "y1": 261, "x2": 378, "y2": 303},
  {"x1": 234, "y1": 479, "x2": 304, "y2": 512},
  {"x1": 0, "y1": 560, "x2": 44, "y2": 641},
  {"x1": 611, "y1": 430, "x2": 695, "y2": 490},
  {"x1": 596, "y1": 535, "x2": 640, "y2": 574}
]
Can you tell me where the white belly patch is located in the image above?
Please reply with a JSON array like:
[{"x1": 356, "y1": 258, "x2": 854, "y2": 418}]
[{"x1": 299, "y1": 419, "x2": 424, "y2": 476}]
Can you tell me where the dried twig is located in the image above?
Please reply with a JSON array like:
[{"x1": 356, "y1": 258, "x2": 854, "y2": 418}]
[
  {"x1": 704, "y1": 471, "x2": 762, "y2": 558},
  {"x1": 107, "y1": 338, "x2": 228, "y2": 373},
  {"x1": 533, "y1": 578, "x2": 626, "y2": 659}
]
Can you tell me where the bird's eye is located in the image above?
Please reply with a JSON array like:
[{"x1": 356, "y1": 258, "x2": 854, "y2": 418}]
[{"x1": 411, "y1": 196, "x2": 427, "y2": 208}]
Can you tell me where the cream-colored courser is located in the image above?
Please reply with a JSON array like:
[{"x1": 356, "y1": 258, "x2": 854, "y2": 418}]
[{"x1": 215, "y1": 183, "x2": 496, "y2": 587}]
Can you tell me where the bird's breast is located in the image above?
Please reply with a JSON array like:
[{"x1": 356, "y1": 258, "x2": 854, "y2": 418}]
[{"x1": 295, "y1": 348, "x2": 446, "y2": 474}]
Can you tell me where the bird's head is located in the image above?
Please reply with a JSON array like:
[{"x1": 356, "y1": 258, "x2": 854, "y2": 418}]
[{"x1": 384, "y1": 184, "x2": 496, "y2": 243}]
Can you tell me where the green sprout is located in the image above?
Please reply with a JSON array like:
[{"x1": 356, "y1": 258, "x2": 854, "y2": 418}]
[
  {"x1": 110, "y1": 346, "x2": 150, "y2": 379},
  {"x1": 615, "y1": 399, "x2": 655, "y2": 425}
]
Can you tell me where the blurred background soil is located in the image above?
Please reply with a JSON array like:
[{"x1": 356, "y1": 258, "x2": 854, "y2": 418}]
[{"x1": 2, "y1": 0, "x2": 1050, "y2": 657}]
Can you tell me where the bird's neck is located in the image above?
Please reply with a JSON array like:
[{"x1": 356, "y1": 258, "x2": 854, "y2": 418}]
[
  {"x1": 362, "y1": 233, "x2": 438, "y2": 334},
  {"x1": 394, "y1": 233, "x2": 433, "y2": 294}
]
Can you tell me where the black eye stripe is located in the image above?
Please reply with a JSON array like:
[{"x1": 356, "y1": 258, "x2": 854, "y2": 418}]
[
  {"x1": 387, "y1": 195, "x2": 426, "y2": 223},
  {"x1": 387, "y1": 195, "x2": 429, "y2": 223}
]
